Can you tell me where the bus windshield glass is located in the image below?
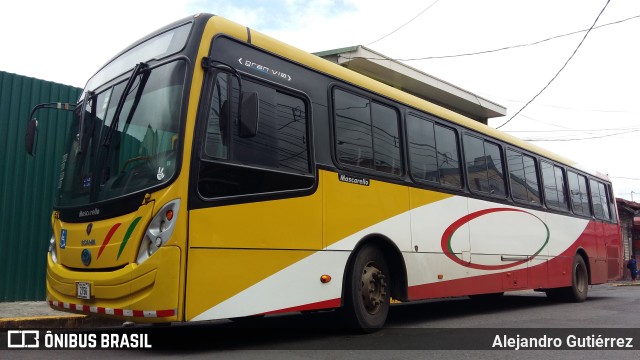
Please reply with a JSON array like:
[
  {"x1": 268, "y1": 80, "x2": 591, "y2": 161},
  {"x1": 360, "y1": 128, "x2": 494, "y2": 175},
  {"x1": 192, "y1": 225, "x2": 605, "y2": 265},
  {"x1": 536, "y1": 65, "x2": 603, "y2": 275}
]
[
  {"x1": 82, "y1": 23, "x2": 191, "y2": 97},
  {"x1": 56, "y1": 60, "x2": 186, "y2": 207}
]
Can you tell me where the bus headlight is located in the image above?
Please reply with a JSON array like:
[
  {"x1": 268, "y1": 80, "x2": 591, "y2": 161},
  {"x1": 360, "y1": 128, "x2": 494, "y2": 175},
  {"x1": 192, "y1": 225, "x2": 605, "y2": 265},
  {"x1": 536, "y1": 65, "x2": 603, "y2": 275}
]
[
  {"x1": 137, "y1": 199, "x2": 180, "y2": 264},
  {"x1": 49, "y1": 234, "x2": 58, "y2": 264}
]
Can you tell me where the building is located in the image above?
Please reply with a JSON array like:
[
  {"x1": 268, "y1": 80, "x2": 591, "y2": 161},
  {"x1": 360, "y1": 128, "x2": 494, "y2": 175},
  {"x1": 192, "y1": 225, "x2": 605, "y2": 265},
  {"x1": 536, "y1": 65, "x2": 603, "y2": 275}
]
[
  {"x1": 315, "y1": 45, "x2": 506, "y2": 125},
  {"x1": 616, "y1": 198, "x2": 640, "y2": 278}
]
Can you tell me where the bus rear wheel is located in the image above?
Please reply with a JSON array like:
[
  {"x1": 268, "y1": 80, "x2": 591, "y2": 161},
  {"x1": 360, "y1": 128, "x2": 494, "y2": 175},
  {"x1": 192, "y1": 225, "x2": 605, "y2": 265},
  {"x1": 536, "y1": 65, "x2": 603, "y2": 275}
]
[
  {"x1": 546, "y1": 255, "x2": 588, "y2": 302},
  {"x1": 344, "y1": 245, "x2": 390, "y2": 332}
]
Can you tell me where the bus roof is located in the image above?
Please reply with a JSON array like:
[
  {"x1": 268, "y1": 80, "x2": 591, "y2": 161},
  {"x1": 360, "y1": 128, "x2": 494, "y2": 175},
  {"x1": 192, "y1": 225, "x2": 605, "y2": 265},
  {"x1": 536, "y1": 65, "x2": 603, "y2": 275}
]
[{"x1": 209, "y1": 15, "x2": 609, "y2": 181}]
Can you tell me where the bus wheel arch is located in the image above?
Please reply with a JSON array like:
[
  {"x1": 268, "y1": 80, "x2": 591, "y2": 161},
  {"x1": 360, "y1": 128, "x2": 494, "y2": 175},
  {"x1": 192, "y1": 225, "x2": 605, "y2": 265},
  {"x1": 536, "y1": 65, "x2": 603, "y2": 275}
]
[
  {"x1": 546, "y1": 252, "x2": 589, "y2": 303},
  {"x1": 571, "y1": 251, "x2": 590, "y2": 302},
  {"x1": 341, "y1": 235, "x2": 408, "y2": 331},
  {"x1": 575, "y1": 248, "x2": 592, "y2": 285}
]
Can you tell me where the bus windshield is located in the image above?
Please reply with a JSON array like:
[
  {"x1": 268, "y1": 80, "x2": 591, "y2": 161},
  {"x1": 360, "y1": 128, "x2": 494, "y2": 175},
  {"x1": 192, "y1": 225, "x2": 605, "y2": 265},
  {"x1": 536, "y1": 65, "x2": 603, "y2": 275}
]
[{"x1": 57, "y1": 60, "x2": 186, "y2": 207}]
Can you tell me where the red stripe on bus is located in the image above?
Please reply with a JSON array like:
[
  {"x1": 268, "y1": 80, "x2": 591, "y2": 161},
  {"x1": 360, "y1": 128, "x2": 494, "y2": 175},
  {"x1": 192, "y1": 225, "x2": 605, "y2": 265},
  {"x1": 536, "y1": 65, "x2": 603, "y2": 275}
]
[
  {"x1": 48, "y1": 300, "x2": 175, "y2": 318},
  {"x1": 155, "y1": 309, "x2": 177, "y2": 317},
  {"x1": 97, "y1": 223, "x2": 122, "y2": 259}
]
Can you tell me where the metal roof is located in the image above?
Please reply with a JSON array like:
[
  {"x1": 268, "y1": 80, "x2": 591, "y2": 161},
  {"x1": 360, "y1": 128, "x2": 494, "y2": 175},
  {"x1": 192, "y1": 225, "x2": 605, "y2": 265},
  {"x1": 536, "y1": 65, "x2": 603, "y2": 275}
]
[{"x1": 315, "y1": 45, "x2": 506, "y2": 124}]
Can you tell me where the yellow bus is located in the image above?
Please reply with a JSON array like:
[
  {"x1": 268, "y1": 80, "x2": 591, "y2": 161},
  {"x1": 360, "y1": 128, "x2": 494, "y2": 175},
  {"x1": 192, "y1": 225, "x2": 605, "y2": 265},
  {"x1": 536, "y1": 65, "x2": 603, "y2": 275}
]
[{"x1": 26, "y1": 13, "x2": 622, "y2": 331}]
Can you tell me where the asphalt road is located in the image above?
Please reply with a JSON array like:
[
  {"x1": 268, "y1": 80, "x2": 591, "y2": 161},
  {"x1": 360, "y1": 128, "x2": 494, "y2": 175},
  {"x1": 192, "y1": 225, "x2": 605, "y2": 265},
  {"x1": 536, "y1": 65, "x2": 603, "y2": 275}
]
[{"x1": 3, "y1": 283, "x2": 640, "y2": 359}]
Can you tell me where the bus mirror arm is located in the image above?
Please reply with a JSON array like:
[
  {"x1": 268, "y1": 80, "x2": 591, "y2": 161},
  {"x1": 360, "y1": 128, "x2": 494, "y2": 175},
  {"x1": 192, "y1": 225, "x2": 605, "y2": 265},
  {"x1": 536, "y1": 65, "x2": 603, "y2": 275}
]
[{"x1": 25, "y1": 102, "x2": 75, "y2": 156}]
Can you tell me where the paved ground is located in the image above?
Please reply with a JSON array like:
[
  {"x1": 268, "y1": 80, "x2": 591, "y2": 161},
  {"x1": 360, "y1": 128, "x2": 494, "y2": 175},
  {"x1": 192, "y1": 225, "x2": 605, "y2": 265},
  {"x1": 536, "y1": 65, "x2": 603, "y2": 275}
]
[{"x1": 1, "y1": 280, "x2": 639, "y2": 329}]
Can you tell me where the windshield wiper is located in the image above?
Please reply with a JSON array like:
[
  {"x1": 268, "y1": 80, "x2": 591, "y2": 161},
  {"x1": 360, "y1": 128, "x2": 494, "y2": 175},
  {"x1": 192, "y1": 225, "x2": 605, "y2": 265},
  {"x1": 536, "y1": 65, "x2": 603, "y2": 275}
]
[
  {"x1": 102, "y1": 62, "x2": 148, "y2": 147},
  {"x1": 92, "y1": 62, "x2": 149, "y2": 202}
]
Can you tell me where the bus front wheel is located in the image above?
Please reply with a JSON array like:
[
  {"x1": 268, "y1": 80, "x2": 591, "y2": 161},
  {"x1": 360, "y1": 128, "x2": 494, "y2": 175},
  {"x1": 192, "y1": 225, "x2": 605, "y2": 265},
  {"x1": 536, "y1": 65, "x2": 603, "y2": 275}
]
[{"x1": 344, "y1": 245, "x2": 390, "y2": 332}]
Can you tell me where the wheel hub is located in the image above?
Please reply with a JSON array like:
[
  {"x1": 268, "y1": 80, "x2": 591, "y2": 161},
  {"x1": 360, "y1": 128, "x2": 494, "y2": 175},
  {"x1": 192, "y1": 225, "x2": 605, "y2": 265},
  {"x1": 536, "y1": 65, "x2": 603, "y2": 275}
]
[{"x1": 361, "y1": 261, "x2": 387, "y2": 315}]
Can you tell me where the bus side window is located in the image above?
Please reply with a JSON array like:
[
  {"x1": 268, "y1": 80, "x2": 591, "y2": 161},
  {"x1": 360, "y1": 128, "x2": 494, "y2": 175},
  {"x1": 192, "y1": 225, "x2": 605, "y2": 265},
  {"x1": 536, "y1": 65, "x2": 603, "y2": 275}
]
[
  {"x1": 406, "y1": 114, "x2": 461, "y2": 187},
  {"x1": 198, "y1": 76, "x2": 313, "y2": 199},
  {"x1": 567, "y1": 171, "x2": 591, "y2": 217},
  {"x1": 590, "y1": 180, "x2": 612, "y2": 221},
  {"x1": 590, "y1": 179, "x2": 605, "y2": 219},
  {"x1": 434, "y1": 125, "x2": 462, "y2": 187},
  {"x1": 507, "y1": 149, "x2": 541, "y2": 204},
  {"x1": 606, "y1": 184, "x2": 617, "y2": 222},
  {"x1": 334, "y1": 89, "x2": 373, "y2": 169},
  {"x1": 371, "y1": 103, "x2": 401, "y2": 175},
  {"x1": 541, "y1": 161, "x2": 569, "y2": 211},
  {"x1": 333, "y1": 88, "x2": 402, "y2": 176},
  {"x1": 407, "y1": 114, "x2": 438, "y2": 183},
  {"x1": 600, "y1": 182, "x2": 612, "y2": 220},
  {"x1": 554, "y1": 165, "x2": 569, "y2": 210},
  {"x1": 463, "y1": 135, "x2": 506, "y2": 197}
]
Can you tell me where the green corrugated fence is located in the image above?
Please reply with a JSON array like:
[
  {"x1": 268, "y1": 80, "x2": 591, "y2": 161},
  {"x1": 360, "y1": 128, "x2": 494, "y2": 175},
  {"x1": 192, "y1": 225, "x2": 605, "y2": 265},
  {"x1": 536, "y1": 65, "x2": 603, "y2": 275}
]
[{"x1": 0, "y1": 71, "x2": 81, "y2": 301}]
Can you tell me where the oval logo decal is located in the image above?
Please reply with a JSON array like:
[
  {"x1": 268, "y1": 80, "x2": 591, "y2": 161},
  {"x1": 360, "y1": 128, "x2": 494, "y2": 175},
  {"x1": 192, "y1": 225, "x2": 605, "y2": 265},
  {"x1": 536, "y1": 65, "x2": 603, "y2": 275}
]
[
  {"x1": 81, "y1": 249, "x2": 92, "y2": 266},
  {"x1": 441, "y1": 208, "x2": 549, "y2": 270}
]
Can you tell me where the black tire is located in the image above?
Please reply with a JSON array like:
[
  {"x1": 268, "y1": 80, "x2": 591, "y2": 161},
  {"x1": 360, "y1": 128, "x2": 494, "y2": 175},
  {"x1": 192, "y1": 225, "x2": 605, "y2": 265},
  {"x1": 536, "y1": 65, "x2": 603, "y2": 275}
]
[
  {"x1": 567, "y1": 255, "x2": 589, "y2": 302},
  {"x1": 546, "y1": 255, "x2": 588, "y2": 302},
  {"x1": 344, "y1": 245, "x2": 390, "y2": 332}
]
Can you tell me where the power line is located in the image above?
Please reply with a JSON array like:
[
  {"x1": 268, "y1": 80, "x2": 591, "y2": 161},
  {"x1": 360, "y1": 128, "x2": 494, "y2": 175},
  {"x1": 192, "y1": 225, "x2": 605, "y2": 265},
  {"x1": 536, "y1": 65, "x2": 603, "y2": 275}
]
[
  {"x1": 611, "y1": 176, "x2": 640, "y2": 181},
  {"x1": 511, "y1": 102, "x2": 636, "y2": 114},
  {"x1": 507, "y1": 126, "x2": 640, "y2": 133},
  {"x1": 367, "y1": 0, "x2": 441, "y2": 46},
  {"x1": 497, "y1": 111, "x2": 601, "y2": 136},
  {"x1": 515, "y1": 113, "x2": 584, "y2": 131},
  {"x1": 350, "y1": 13, "x2": 640, "y2": 62},
  {"x1": 495, "y1": 0, "x2": 611, "y2": 130},
  {"x1": 481, "y1": 93, "x2": 638, "y2": 114},
  {"x1": 507, "y1": 115, "x2": 640, "y2": 138},
  {"x1": 401, "y1": 14, "x2": 640, "y2": 61},
  {"x1": 521, "y1": 128, "x2": 640, "y2": 141}
]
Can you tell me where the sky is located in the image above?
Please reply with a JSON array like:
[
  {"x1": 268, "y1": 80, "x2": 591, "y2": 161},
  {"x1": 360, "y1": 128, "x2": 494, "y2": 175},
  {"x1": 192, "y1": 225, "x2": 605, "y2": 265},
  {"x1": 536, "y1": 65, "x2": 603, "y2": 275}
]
[{"x1": 1, "y1": 0, "x2": 639, "y2": 200}]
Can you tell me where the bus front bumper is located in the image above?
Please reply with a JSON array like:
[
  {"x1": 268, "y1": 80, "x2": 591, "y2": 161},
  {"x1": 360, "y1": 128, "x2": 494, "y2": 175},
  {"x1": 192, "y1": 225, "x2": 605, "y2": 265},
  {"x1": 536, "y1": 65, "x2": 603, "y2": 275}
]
[{"x1": 46, "y1": 246, "x2": 181, "y2": 323}]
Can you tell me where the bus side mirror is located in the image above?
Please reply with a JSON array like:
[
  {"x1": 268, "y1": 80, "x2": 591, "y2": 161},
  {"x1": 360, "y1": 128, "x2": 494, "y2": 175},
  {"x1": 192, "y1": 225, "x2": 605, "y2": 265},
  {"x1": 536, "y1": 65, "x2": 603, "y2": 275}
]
[
  {"x1": 239, "y1": 91, "x2": 259, "y2": 138},
  {"x1": 25, "y1": 118, "x2": 38, "y2": 156},
  {"x1": 24, "y1": 101, "x2": 75, "y2": 156}
]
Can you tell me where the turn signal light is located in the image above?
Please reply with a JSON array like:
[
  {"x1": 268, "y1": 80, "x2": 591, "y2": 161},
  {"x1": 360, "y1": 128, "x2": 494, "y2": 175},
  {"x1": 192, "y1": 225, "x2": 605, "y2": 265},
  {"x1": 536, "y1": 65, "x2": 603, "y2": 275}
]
[{"x1": 320, "y1": 274, "x2": 332, "y2": 283}]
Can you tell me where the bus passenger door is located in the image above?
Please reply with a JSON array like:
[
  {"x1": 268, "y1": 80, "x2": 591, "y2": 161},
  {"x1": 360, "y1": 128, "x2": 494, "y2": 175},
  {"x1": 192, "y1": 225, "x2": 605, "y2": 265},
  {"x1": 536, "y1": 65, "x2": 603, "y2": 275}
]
[{"x1": 185, "y1": 72, "x2": 322, "y2": 321}]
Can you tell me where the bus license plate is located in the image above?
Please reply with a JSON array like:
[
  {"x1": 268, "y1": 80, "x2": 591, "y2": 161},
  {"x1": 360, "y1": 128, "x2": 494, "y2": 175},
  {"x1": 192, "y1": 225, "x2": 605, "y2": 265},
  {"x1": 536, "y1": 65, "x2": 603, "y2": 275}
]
[{"x1": 76, "y1": 282, "x2": 91, "y2": 300}]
